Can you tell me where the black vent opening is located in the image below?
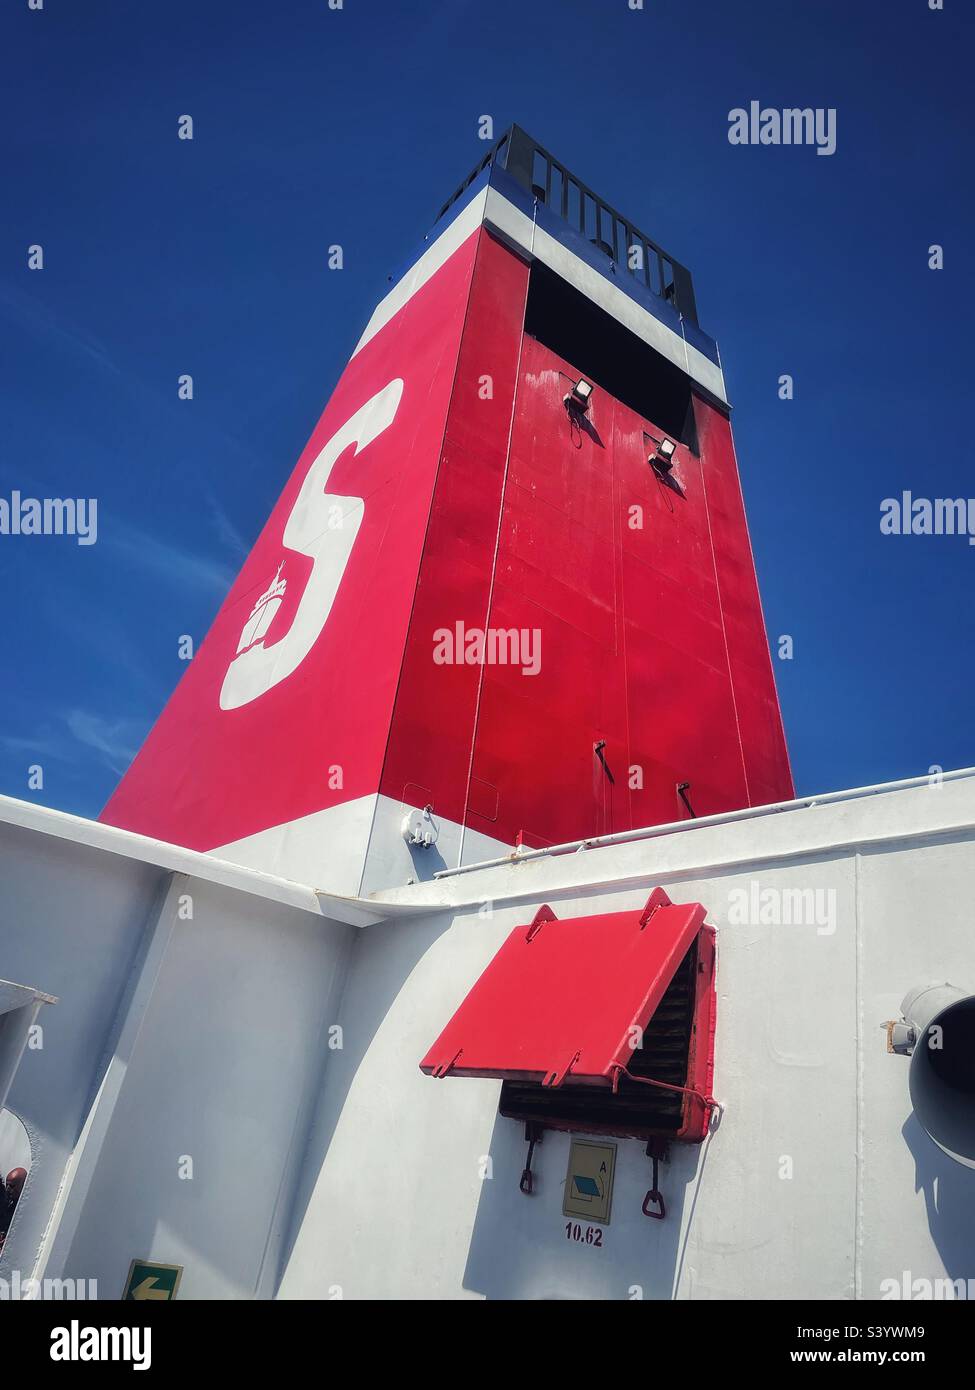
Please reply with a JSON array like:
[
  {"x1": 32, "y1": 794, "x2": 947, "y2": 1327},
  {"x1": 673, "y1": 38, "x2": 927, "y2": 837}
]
[
  {"x1": 499, "y1": 940, "x2": 696, "y2": 1141},
  {"x1": 524, "y1": 261, "x2": 700, "y2": 453}
]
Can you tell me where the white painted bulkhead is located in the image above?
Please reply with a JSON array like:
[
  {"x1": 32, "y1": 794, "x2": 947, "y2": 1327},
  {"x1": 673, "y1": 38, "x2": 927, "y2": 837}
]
[
  {"x1": 213, "y1": 791, "x2": 514, "y2": 898},
  {"x1": 0, "y1": 800, "x2": 364, "y2": 1298},
  {"x1": 1, "y1": 774, "x2": 973, "y2": 1300}
]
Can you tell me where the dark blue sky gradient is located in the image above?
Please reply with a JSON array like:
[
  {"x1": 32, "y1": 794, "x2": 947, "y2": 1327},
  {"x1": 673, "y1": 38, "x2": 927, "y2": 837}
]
[{"x1": 1, "y1": 0, "x2": 972, "y2": 818}]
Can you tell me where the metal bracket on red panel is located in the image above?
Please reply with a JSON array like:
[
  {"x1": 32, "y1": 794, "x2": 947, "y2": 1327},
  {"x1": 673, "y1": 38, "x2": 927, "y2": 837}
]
[
  {"x1": 525, "y1": 904, "x2": 557, "y2": 943},
  {"x1": 429, "y1": 1048, "x2": 463, "y2": 1079},
  {"x1": 542, "y1": 1050, "x2": 580, "y2": 1088},
  {"x1": 519, "y1": 1123, "x2": 544, "y2": 1195},
  {"x1": 638, "y1": 886, "x2": 673, "y2": 929}
]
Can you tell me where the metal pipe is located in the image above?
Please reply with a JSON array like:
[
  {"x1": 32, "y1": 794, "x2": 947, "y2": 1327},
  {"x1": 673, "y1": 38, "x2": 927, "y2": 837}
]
[{"x1": 433, "y1": 767, "x2": 975, "y2": 879}]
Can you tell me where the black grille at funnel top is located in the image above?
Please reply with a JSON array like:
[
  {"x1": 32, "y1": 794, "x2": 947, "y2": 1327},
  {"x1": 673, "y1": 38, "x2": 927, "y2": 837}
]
[
  {"x1": 432, "y1": 124, "x2": 699, "y2": 328},
  {"x1": 499, "y1": 941, "x2": 696, "y2": 1140}
]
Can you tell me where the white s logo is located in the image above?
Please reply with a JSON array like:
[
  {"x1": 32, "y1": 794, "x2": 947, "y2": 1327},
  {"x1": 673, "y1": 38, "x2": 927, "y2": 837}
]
[{"x1": 219, "y1": 378, "x2": 404, "y2": 711}]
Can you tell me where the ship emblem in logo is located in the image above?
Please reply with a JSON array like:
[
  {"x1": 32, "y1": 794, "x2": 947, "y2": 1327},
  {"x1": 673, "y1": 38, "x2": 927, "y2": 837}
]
[{"x1": 236, "y1": 564, "x2": 287, "y2": 656}]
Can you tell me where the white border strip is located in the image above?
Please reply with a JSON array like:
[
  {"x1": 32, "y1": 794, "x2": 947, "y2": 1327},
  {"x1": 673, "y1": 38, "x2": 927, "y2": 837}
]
[
  {"x1": 352, "y1": 184, "x2": 727, "y2": 404},
  {"x1": 482, "y1": 188, "x2": 727, "y2": 404},
  {"x1": 0, "y1": 793, "x2": 416, "y2": 926},
  {"x1": 352, "y1": 188, "x2": 490, "y2": 358}
]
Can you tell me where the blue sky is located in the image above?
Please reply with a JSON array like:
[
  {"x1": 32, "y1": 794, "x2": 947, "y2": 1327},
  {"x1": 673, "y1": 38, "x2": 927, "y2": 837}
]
[{"x1": 1, "y1": 0, "x2": 972, "y2": 819}]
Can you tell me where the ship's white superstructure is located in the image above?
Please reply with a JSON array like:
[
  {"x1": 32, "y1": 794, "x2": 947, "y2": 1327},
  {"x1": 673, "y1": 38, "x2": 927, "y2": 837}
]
[{"x1": 1, "y1": 770, "x2": 973, "y2": 1300}]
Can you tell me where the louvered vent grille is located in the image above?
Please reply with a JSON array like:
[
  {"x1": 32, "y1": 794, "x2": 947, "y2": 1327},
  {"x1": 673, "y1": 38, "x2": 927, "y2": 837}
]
[{"x1": 499, "y1": 941, "x2": 696, "y2": 1140}]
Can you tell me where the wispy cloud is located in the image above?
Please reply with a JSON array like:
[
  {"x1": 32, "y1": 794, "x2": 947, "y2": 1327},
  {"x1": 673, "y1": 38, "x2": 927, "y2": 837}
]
[
  {"x1": 64, "y1": 709, "x2": 145, "y2": 776},
  {"x1": 1, "y1": 709, "x2": 146, "y2": 778},
  {"x1": 204, "y1": 489, "x2": 251, "y2": 562},
  {"x1": 104, "y1": 519, "x2": 236, "y2": 598},
  {"x1": 0, "y1": 730, "x2": 71, "y2": 762},
  {"x1": 0, "y1": 284, "x2": 122, "y2": 377}
]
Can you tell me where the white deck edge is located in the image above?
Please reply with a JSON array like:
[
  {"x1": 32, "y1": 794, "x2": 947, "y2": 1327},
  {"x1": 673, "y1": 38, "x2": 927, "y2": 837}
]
[{"x1": 0, "y1": 794, "x2": 420, "y2": 927}]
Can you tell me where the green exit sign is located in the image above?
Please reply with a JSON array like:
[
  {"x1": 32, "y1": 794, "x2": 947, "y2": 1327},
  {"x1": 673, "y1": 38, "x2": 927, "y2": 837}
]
[{"x1": 122, "y1": 1260, "x2": 183, "y2": 1301}]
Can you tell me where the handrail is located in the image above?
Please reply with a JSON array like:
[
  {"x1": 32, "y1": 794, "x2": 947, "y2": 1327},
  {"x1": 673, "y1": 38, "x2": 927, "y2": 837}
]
[
  {"x1": 432, "y1": 124, "x2": 699, "y2": 326},
  {"x1": 433, "y1": 767, "x2": 975, "y2": 879}
]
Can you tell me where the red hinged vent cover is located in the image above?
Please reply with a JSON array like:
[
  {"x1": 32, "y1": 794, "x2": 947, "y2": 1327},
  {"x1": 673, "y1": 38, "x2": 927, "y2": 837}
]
[{"x1": 419, "y1": 887, "x2": 710, "y2": 1089}]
